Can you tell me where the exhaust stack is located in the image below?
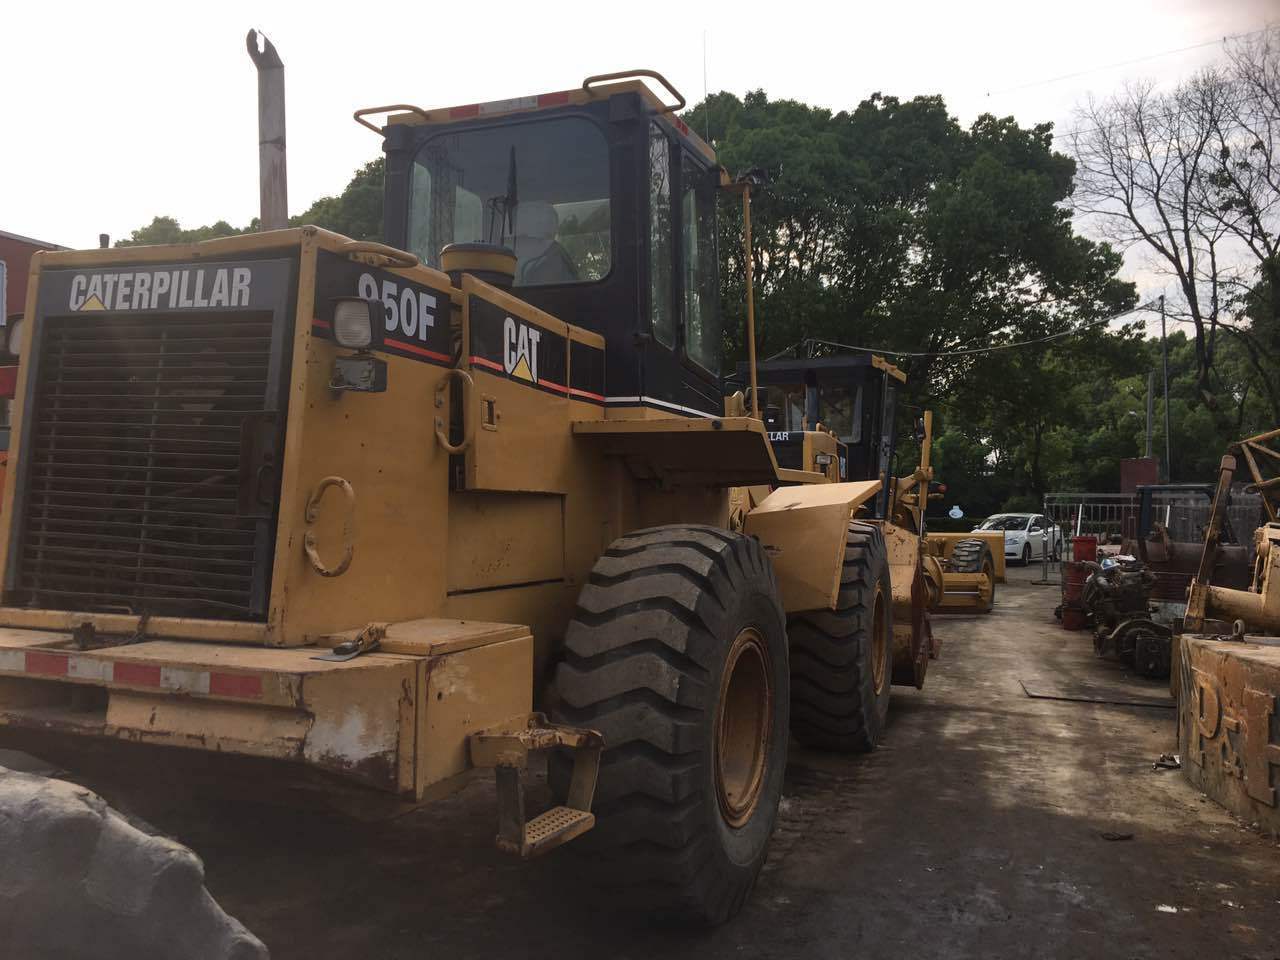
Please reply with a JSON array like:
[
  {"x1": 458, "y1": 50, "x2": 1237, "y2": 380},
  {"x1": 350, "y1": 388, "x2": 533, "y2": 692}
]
[{"x1": 246, "y1": 30, "x2": 287, "y2": 231}]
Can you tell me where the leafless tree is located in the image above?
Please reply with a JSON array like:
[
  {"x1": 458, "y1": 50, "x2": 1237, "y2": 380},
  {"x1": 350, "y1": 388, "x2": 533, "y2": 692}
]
[{"x1": 1069, "y1": 27, "x2": 1280, "y2": 417}]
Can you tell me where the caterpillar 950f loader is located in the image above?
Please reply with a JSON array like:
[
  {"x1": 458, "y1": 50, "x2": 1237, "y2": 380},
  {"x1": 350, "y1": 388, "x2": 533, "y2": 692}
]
[{"x1": 0, "y1": 69, "x2": 944, "y2": 924}]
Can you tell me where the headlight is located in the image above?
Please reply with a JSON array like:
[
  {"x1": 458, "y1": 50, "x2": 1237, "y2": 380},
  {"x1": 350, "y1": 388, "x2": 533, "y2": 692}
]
[
  {"x1": 7, "y1": 316, "x2": 25, "y2": 359},
  {"x1": 332, "y1": 298, "x2": 381, "y2": 350}
]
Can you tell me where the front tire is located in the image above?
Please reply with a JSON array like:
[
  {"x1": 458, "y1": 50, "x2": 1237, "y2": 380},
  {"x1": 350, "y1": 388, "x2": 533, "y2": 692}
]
[
  {"x1": 551, "y1": 524, "x2": 788, "y2": 925},
  {"x1": 1021, "y1": 544, "x2": 1031, "y2": 566},
  {"x1": 787, "y1": 522, "x2": 893, "y2": 752}
]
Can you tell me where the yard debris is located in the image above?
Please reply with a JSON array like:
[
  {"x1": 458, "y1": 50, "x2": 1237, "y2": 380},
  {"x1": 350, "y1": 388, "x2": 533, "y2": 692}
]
[
  {"x1": 1017, "y1": 679, "x2": 1175, "y2": 709},
  {"x1": 1099, "y1": 831, "x2": 1135, "y2": 842},
  {"x1": 1153, "y1": 753, "x2": 1182, "y2": 771}
]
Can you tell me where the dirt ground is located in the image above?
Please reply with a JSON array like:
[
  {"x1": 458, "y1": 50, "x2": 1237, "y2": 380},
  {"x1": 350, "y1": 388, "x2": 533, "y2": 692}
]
[{"x1": 23, "y1": 563, "x2": 1280, "y2": 959}]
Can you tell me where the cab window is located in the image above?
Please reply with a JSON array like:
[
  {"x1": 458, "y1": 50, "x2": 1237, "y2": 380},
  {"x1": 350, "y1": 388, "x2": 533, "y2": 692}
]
[
  {"x1": 408, "y1": 115, "x2": 611, "y2": 286},
  {"x1": 680, "y1": 156, "x2": 720, "y2": 374},
  {"x1": 648, "y1": 123, "x2": 675, "y2": 347}
]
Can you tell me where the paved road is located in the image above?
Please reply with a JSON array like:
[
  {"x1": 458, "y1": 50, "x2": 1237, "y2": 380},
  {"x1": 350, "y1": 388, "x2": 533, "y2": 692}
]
[{"x1": 63, "y1": 565, "x2": 1280, "y2": 958}]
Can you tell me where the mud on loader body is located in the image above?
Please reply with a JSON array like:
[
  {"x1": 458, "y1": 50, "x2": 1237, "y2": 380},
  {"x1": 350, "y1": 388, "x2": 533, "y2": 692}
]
[{"x1": 0, "y1": 74, "x2": 943, "y2": 923}]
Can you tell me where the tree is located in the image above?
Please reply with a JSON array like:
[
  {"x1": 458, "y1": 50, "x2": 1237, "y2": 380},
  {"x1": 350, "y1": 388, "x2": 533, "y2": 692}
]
[
  {"x1": 289, "y1": 158, "x2": 383, "y2": 240},
  {"x1": 1069, "y1": 27, "x2": 1280, "y2": 418},
  {"x1": 117, "y1": 216, "x2": 241, "y2": 247},
  {"x1": 117, "y1": 159, "x2": 384, "y2": 248},
  {"x1": 684, "y1": 91, "x2": 1135, "y2": 415}
]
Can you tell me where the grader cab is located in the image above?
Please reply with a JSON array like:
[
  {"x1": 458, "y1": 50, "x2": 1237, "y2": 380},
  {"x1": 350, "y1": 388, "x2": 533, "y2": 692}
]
[{"x1": 0, "y1": 70, "x2": 950, "y2": 924}]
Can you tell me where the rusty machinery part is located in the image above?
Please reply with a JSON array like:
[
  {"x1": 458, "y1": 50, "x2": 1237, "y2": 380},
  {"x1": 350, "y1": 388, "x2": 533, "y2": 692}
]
[
  {"x1": 549, "y1": 525, "x2": 788, "y2": 925},
  {"x1": 1080, "y1": 558, "x2": 1154, "y2": 630},
  {"x1": 1233, "y1": 426, "x2": 1280, "y2": 522},
  {"x1": 1186, "y1": 446, "x2": 1280, "y2": 633},
  {"x1": 0, "y1": 766, "x2": 267, "y2": 960},
  {"x1": 1094, "y1": 617, "x2": 1173, "y2": 679},
  {"x1": 1176, "y1": 633, "x2": 1280, "y2": 834},
  {"x1": 786, "y1": 522, "x2": 893, "y2": 752},
  {"x1": 1192, "y1": 523, "x2": 1280, "y2": 634},
  {"x1": 469, "y1": 713, "x2": 603, "y2": 858},
  {"x1": 302, "y1": 475, "x2": 356, "y2": 578}
]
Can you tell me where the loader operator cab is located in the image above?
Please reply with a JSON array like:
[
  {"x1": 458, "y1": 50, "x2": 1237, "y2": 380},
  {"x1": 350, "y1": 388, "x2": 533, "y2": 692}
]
[
  {"x1": 374, "y1": 73, "x2": 726, "y2": 419},
  {"x1": 740, "y1": 355, "x2": 907, "y2": 517}
]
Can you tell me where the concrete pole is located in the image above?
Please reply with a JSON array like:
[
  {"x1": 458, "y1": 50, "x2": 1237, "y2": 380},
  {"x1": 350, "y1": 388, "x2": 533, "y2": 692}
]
[
  {"x1": 1152, "y1": 371, "x2": 1162, "y2": 460},
  {"x1": 1160, "y1": 295, "x2": 1171, "y2": 482},
  {"x1": 246, "y1": 30, "x2": 287, "y2": 231},
  {"x1": 742, "y1": 188, "x2": 759, "y2": 420}
]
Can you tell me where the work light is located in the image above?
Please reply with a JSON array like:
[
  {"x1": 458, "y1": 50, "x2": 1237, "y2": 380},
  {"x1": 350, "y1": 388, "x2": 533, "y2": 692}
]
[{"x1": 332, "y1": 297, "x2": 380, "y2": 350}]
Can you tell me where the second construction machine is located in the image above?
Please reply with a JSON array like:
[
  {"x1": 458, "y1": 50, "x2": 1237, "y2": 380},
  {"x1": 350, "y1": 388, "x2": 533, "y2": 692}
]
[{"x1": 0, "y1": 63, "x2": 961, "y2": 923}]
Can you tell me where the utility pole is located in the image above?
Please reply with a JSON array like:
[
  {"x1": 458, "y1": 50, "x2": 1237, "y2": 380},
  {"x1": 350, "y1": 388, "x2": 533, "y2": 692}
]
[
  {"x1": 1152, "y1": 371, "x2": 1162, "y2": 460},
  {"x1": 1160, "y1": 295, "x2": 1171, "y2": 482}
]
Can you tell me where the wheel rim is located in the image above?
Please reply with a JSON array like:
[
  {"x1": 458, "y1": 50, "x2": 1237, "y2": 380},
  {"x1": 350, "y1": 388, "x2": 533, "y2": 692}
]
[
  {"x1": 870, "y1": 587, "x2": 888, "y2": 695},
  {"x1": 715, "y1": 627, "x2": 772, "y2": 828}
]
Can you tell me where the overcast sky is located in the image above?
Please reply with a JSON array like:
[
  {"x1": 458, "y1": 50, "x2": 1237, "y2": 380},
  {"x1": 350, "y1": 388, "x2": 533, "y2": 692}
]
[{"x1": 2, "y1": 0, "x2": 1273, "y2": 305}]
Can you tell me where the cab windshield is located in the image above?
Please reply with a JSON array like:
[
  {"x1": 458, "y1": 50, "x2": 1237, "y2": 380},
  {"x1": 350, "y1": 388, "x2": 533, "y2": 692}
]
[{"x1": 407, "y1": 115, "x2": 611, "y2": 286}]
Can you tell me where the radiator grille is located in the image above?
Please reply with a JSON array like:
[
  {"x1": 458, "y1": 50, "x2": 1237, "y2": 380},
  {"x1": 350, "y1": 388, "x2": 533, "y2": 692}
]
[{"x1": 12, "y1": 312, "x2": 280, "y2": 620}]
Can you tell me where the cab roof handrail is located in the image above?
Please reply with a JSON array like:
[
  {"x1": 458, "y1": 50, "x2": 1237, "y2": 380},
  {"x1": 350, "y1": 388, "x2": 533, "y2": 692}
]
[
  {"x1": 582, "y1": 70, "x2": 685, "y2": 115},
  {"x1": 353, "y1": 103, "x2": 432, "y2": 135}
]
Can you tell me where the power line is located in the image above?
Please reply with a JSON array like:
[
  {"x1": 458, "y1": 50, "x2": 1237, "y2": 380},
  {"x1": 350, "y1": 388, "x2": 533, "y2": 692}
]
[
  {"x1": 778, "y1": 300, "x2": 1159, "y2": 361},
  {"x1": 984, "y1": 26, "x2": 1268, "y2": 99}
]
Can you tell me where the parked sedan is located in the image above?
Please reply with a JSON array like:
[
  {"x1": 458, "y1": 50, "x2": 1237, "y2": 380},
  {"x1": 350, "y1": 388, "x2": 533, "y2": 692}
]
[{"x1": 973, "y1": 512, "x2": 1062, "y2": 565}]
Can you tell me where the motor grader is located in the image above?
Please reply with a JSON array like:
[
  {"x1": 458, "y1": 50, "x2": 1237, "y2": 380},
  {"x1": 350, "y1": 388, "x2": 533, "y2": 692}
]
[
  {"x1": 0, "y1": 67, "x2": 954, "y2": 924},
  {"x1": 743, "y1": 353, "x2": 1002, "y2": 613}
]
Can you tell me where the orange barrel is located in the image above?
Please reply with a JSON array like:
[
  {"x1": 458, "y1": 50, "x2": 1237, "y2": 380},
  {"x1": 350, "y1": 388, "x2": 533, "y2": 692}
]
[
  {"x1": 1071, "y1": 535, "x2": 1098, "y2": 563},
  {"x1": 1061, "y1": 561, "x2": 1088, "y2": 630}
]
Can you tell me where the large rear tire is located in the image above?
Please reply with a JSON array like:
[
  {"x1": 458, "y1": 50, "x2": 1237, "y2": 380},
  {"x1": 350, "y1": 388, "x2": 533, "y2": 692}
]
[
  {"x1": 787, "y1": 522, "x2": 893, "y2": 752},
  {"x1": 551, "y1": 524, "x2": 789, "y2": 925}
]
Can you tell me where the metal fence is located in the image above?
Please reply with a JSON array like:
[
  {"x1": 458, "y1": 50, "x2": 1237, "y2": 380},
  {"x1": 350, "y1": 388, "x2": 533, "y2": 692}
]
[{"x1": 1043, "y1": 488, "x2": 1264, "y2": 554}]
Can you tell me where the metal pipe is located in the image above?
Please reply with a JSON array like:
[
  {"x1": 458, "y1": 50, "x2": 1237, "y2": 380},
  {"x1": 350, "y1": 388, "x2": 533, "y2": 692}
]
[
  {"x1": 246, "y1": 30, "x2": 287, "y2": 231},
  {"x1": 742, "y1": 188, "x2": 759, "y2": 420}
]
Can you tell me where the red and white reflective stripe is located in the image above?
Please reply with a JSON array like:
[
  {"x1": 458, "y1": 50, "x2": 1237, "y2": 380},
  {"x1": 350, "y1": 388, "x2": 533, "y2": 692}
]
[
  {"x1": 479, "y1": 95, "x2": 538, "y2": 116},
  {"x1": 0, "y1": 649, "x2": 262, "y2": 699},
  {"x1": 448, "y1": 91, "x2": 573, "y2": 122}
]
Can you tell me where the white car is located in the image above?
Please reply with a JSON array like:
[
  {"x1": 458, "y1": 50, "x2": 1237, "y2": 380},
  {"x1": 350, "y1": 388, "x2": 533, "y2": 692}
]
[{"x1": 973, "y1": 512, "x2": 1062, "y2": 565}]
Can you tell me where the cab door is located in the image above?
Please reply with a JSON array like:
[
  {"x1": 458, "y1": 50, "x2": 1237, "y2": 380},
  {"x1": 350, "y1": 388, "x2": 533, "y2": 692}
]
[{"x1": 639, "y1": 121, "x2": 722, "y2": 418}]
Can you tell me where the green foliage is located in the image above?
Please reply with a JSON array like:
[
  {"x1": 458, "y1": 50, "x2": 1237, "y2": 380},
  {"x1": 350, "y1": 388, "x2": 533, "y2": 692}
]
[
  {"x1": 685, "y1": 91, "x2": 1135, "y2": 402},
  {"x1": 289, "y1": 159, "x2": 384, "y2": 240},
  {"x1": 117, "y1": 159, "x2": 385, "y2": 248},
  {"x1": 116, "y1": 216, "x2": 241, "y2": 247}
]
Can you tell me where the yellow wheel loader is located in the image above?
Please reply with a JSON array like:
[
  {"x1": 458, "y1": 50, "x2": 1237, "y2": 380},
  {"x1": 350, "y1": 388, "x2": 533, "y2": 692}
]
[{"x1": 0, "y1": 66, "x2": 947, "y2": 924}]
